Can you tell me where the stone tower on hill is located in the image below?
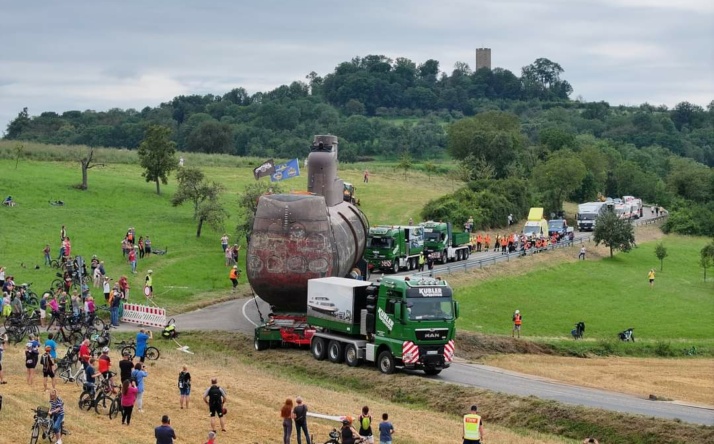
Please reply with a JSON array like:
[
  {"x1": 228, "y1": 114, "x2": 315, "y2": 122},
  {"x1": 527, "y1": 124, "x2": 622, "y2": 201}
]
[{"x1": 475, "y1": 48, "x2": 491, "y2": 71}]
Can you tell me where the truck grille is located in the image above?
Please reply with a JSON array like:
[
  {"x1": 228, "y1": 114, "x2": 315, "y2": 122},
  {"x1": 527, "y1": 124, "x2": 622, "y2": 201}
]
[{"x1": 415, "y1": 328, "x2": 449, "y2": 341}]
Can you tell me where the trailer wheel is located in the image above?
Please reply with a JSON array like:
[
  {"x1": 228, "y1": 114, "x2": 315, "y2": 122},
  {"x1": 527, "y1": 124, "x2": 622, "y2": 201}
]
[
  {"x1": 423, "y1": 368, "x2": 442, "y2": 376},
  {"x1": 344, "y1": 344, "x2": 361, "y2": 367},
  {"x1": 311, "y1": 337, "x2": 327, "y2": 360},
  {"x1": 254, "y1": 337, "x2": 269, "y2": 351},
  {"x1": 377, "y1": 350, "x2": 396, "y2": 374},
  {"x1": 327, "y1": 340, "x2": 343, "y2": 363}
]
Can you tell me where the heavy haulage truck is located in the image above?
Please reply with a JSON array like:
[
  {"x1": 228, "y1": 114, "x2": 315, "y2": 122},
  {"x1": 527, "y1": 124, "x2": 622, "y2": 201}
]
[
  {"x1": 364, "y1": 225, "x2": 424, "y2": 273},
  {"x1": 422, "y1": 221, "x2": 471, "y2": 263},
  {"x1": 255, "y1": 275, "x2": 458, "y2": 375}
]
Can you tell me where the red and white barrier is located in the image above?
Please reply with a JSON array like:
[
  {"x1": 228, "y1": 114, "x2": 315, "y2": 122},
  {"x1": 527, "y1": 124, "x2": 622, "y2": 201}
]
[{"x1": 122, "y1": 303, "x2": 166, "y2": 328}]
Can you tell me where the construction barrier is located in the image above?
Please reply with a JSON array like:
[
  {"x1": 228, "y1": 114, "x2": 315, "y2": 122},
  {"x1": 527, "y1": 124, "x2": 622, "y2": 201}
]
[{"x1": 121, "y1": 303, "x2": 166, "y2": 328}]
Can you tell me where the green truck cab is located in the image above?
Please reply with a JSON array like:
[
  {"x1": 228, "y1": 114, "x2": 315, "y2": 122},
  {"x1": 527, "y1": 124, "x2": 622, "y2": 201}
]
[
  {"x1": 364, "y1": 225, "x2": 424, "y2": 273},
  {"x1": 308, "y1": 276, "x2": 458, "y2": 375},
  {"x1": 422, "y1": 221, "x2": 471, "y2": 264}
]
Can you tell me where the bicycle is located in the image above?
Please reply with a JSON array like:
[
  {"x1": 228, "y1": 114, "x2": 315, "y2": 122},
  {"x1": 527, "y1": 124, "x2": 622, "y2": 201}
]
[
  {"x1": 322, "y1": 428, "x2": 368, "y2": 444},
  {"x1": 78, "y1": 377, "x2": 117, "y2": 416},
  {"x1": 117, "y1": 339, "x2": 160, "y2": 361},
  {"x1": 57, "y1": 357, "x2": 87, "y2": 387},
  {"x1": 6, "y1": 322, "x2": 40, "y2": 344},
  {"x1": 29, "y1": 406, "x2": 70, "y2": 444}
]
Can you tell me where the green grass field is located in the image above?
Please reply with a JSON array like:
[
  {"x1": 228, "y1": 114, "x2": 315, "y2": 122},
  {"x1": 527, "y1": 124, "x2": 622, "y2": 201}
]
[
  {"x1": 0, "y1": 146, "x2": 453, "y2": 312},
  {"x1": 455, "y1": 236, "x2": 714, "y2": 342}
]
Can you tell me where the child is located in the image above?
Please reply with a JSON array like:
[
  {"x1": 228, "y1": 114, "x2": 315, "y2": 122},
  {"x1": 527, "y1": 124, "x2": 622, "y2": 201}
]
[{"x1": 378, "y1": 413, "x2": 394, "y2": 444}]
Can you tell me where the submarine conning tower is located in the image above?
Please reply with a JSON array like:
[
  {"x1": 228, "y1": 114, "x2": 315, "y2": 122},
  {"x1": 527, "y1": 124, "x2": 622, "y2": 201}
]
[
  {"x1": 307, "y1": 135, "x2": 343, "y2": 206},
  {"x1": 246, "y1": 135, "x2": 369, "y2": 312}
]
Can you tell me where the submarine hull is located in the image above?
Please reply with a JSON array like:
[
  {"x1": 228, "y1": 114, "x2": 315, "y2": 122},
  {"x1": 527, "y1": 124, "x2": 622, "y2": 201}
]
[{"x1": 247, "y1": 193, "x2": 368, "y2": 312}]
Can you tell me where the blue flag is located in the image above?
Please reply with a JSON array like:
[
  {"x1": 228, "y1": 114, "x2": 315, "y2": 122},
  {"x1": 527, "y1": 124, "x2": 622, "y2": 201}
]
[{"x1": 270, "y1": 158, "x2": 300, "y2": 182}]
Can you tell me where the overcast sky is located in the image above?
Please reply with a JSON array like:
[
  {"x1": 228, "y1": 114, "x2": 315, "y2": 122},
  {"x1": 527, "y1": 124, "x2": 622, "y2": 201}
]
[{"x1": 1, "y1": 0, "x2": 712, "y2": 130}]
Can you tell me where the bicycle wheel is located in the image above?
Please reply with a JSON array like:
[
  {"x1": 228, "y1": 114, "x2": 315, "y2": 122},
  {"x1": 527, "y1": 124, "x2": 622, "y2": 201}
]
[
  {"x1": 30, "y1": 324, "x2": 40, "y2": 337},
  {"x1": 27, "y1": 293, "x2": 39, "y2": 306},
  {"x1": 121, "y1": 346, "x2": 136, "y2": 359},
  {"x1": 94, "y1": 393, "x2": 113, "y2": 415},
  {"x1": 145, "y1": 347, "x2": 160, "y2": 361},
  {"x1": 74, "y1": 368, "x2": 87, "y2": 387},
  {"x1": 50, "y1": 279, "x2": 63, "y2": 290},
  {"x1": 78, "y1": 391, "x2": 94, "y2": 411},
  {"x1": 92, "y1": 316, "x2": 105, "y2": 330},
  {"x1": 9, "y1": 328, "x2": 24, "y2": 345},
  {"x1": 58, "y1": 367, "x2": 72, "y2": 383},
  {"x1": 50, "y1": 260, "x2": 60, "y2": 269},
  {"x1": 30, "y1": 423, "x2": 40, "y2": 444},
  {"x1": 45, "y1": 423, "x2": 56, "y2": 443},
  {"x1": 108, "y1": 396, "x2": 122, "y2": 419}
]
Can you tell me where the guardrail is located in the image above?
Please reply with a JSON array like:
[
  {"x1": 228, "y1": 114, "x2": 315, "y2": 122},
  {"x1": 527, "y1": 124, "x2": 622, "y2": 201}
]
[{"x1": 400, "y1": 214, "x2": 668, "y2": 277}]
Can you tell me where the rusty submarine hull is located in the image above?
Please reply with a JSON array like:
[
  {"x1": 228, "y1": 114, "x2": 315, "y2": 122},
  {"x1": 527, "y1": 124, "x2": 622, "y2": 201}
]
[{"x1": 247, "y1": 135, "x2": 369, "y2": 312}]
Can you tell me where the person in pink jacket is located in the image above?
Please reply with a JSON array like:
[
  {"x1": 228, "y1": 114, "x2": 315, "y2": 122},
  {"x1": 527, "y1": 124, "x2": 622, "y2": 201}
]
[{"x1": 121, "y1": 379, "x2": 139, "y2": 425}]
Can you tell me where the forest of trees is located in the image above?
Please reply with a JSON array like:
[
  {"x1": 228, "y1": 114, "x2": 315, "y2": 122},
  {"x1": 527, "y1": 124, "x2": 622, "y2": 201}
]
[{"x1": 4, "y1": 55, "x2": 713, "y2": 236}]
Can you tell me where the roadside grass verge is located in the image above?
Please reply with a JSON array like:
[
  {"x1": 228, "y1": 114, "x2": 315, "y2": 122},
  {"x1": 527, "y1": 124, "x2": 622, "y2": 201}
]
[{"x1": 454, "y1": 235, "x2": 713, "y2": 342}]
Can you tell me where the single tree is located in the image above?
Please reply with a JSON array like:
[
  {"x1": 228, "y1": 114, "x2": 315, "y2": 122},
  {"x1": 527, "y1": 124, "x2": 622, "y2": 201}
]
[
  {"x1": 424, "y1": 161, "x2": 437, "y2": 181},
  {"x1": 654, "y1": 242, "x2": 669, "y2": 271},
  {"x1": 194, "y1": 198, "x2": 229, "y2": 238},
  {"x1": 396, "y1": 151, "x2": 412, "y2": 180},
  {"x1": 78, "y1": 149, "x2": 105, "y2": 190},
  {"x1": 137, "y1": 125, "x2": 177, "y2": 195},
  {"x1": 593, "y1": 211, "x2": 636, "y2": 258},
  {"x1": 14, "y1": 143, "x2": 24, "y2": 169},
  {"x1": 701, "y1": 241, "x2": 714, "y2": 281},
  {"x1": 171, "y1": 167, "x2": 226, "y2": 237}
]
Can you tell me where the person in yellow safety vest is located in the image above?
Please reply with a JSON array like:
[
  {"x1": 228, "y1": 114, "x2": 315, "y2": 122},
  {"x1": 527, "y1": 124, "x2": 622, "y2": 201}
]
[
  {"x1": 418, "y1": 252, "x2": 425, "y2": 272},
  {"x1": 144, "y1": 270, "x2": 153, "y2": 297},
  {"x1": 512, "y1": 309, "x2": 522, "y2": 338},
  {"x1": 462, "y1": 404, "x2": 484, "y2": 444}
]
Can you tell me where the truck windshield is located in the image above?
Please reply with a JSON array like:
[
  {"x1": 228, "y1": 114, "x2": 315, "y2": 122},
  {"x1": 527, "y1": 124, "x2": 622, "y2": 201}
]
[
  {"x1": 407, "y1": 297, "x2": 453, "y2": 320},
  {"x1": 367, "y1": 237, "x2": 393, "y2": 248},
  {"x1": 424, "y1": 232, "x2": 441, "y2": 242},
  {"x1": 578, "y1": 213, "x2": 597, "y2": 220},
  {"x1": 523, "y1": 225, "x2": 540, "y2": 235}
]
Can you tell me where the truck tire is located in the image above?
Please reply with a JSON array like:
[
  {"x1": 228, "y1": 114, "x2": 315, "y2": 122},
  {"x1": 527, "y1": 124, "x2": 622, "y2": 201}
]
[
  {"x1": 327, "y1": 340, "x2": 343, "y2": 363},
  {"x1": 441, "y1": 251, "x2": 448, "y2": 264},
  {"x1": 424, "y1": 368, "x2": 442, "y2": 376},
  {"x1": 456, "y1": 250, "x2": 462, "y2": 261},
  {"x1": 464, "y1": 248, "x2": 470, "y2": 259},
  {"x1": 392, "y1": 261, "x2": 399, "y2": 274},
  {"x1": 311, "y1": 337, "x2": 327, "y2": 360},
  {"x1": 377, "y1": 350, "x2": 396, "y2": 374},
  {"x1": 254, "y1": 337, "x2": 269, "y2": 351},
  {"x1": 344, "y1": 344, "x2": 361, "y2": 367}
]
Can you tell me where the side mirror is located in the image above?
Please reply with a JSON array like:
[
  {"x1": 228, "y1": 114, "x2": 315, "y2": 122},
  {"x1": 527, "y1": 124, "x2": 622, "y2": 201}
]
[{"x1": 453, "y1": 301, "x2": 460, "y2": 320}]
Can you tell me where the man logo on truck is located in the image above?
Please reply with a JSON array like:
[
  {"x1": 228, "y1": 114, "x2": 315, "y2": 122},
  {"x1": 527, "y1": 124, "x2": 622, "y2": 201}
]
[{"x1": 378, "y1": 307, "x2": 394, "y2": 332}]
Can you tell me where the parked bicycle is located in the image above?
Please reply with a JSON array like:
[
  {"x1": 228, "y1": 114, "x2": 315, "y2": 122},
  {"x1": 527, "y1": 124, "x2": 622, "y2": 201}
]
[{"x1": 116, "y1": 339, "x2": 160, "y2": 361}]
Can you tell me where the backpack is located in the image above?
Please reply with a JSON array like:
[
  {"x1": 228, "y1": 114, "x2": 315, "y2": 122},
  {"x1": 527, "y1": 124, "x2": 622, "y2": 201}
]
[
  {"x1": 178, "y1": 371, "x2": 190, "y2": 389},
  {"x1": 294, "y1": 405, "x2": 306, "y2": 425},
  {"x1": 360, "y1": 414, "x2": 371, "y2": 432},
  {"x1": 207, "y1": 385, "x2": 223, "y2": 405}
]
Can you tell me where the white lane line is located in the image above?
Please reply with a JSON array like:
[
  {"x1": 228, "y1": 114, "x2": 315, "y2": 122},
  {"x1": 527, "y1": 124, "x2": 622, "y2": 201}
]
[{"x1": 242, "y1": 298, "x2": 259, "y2": 327}]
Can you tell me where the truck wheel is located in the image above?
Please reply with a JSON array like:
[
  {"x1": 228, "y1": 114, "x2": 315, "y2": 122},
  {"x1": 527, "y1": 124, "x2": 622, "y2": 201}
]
[
  {"x1": 254, "y1": 337, "x2": 269, "y2": 351},
  {"x1": 456, "y1": 250, "x2": 462, "y2": 261},
  {"x1": 311, "y1": 337, "x2": 327, "y2": 360},
  {"x1": 392, "y1": 261, "x2": 399, "y2": 273},
  {"x1": 464, "y1": 249, "x2": 470, "y2": 259},
  {"x1": 424, "y1": 368, "x2": 442, "y2": 376},
  {"x1": 441, "y1": 251, "x2": 448, "y2": 264},
  {"x1": 377, "y1": 350, "x2": 396, "y2": 374},
  {"x1": 344, "y1": 344, "x2": 361, "y2": 367},
  {"x1": 327, "y1": 340, "x2": 343, "y2": 363}
]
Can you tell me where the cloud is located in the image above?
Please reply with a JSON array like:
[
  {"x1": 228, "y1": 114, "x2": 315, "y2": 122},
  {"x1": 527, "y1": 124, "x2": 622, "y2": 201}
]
[{"x1": 0, "y1": 0, "x2": 712, "y2": 128}]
